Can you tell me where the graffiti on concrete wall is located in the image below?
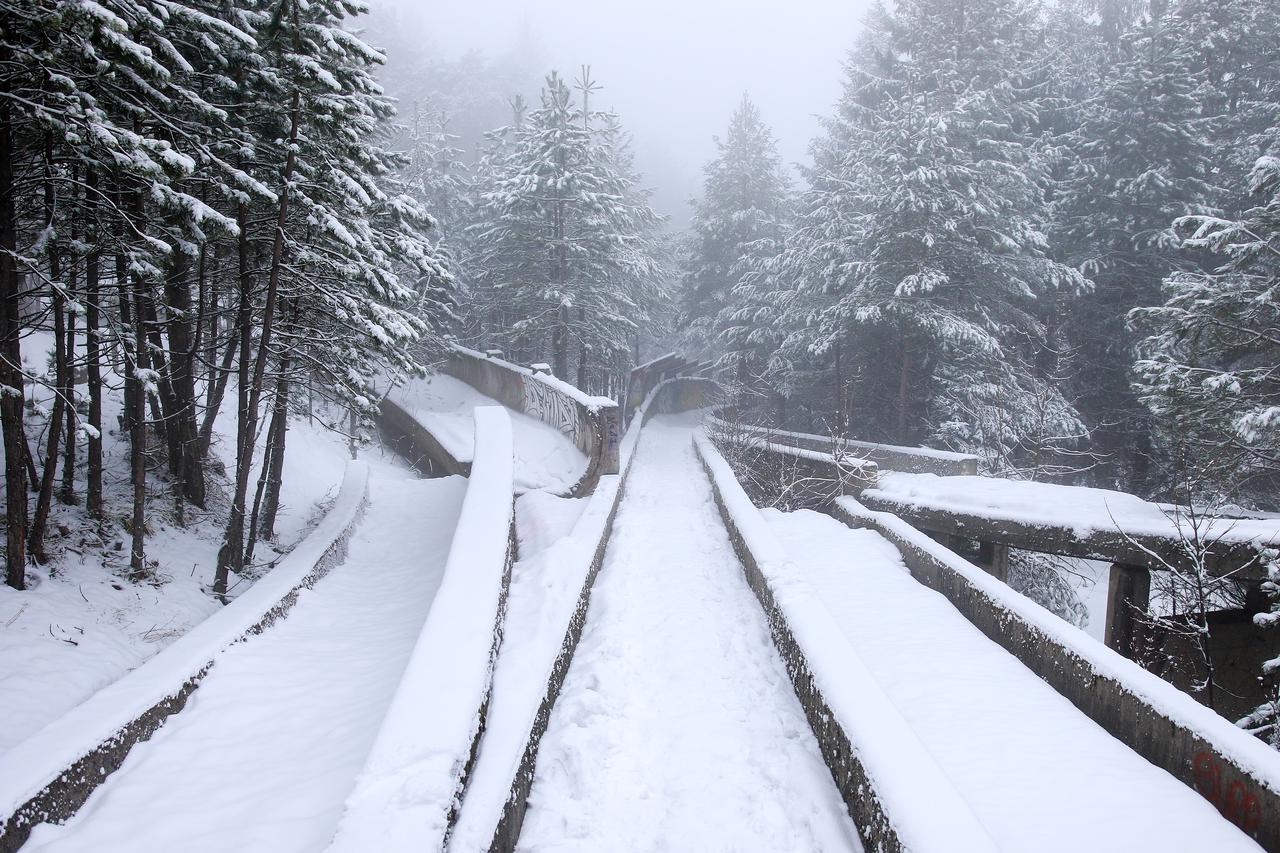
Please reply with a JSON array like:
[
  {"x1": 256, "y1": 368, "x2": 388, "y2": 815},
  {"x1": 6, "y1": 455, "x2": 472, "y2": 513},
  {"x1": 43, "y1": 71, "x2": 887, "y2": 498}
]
[
  {"x1": 1192, "y1": 750, "x2": 1262, "y2": 837},
  {"x1": 523, "y1": 378, "x2": 591, "y2": 455}
]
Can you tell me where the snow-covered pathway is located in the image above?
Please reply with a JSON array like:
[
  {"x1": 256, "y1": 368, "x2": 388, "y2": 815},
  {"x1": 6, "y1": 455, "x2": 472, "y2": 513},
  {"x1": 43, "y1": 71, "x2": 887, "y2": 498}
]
[
  {"x1": 516, "y1": 417, "x2": 861, "y2": 853},
  {"x1": 766, "y1": 508, "x2": 1262, "y2": 852},
  {"x1": 24, "y1": 474, "x2": 467, "y2": 853}
]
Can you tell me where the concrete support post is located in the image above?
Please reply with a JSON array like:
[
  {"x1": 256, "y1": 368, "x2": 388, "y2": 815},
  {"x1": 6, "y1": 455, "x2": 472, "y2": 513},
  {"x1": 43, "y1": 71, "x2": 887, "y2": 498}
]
[
  {"x1": 977, "y1": 541, "x2": 1010, "y2": 583},
  {"x1": 1105, "y1": 562, "x2": 1151, "y2": 660}
]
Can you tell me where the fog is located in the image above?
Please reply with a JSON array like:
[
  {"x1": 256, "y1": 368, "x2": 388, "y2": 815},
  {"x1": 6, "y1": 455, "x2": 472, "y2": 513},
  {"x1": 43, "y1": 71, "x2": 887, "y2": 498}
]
[{"x1": 366, "y1": 0, "x2": 872, "y2": 226}]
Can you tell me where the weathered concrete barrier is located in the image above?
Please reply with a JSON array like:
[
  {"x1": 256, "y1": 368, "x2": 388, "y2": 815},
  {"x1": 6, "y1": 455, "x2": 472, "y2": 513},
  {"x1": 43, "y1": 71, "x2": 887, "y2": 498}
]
[
  {"x1": 693, "y1": 433, "x2": 998, "y2": 853},
  {"x1": 0, "y1": 464, "x2": 372, "y2": 853},
  {"x1": 709, "y1": 417, "x2": 979, "y2": 475},
  {"x1": 706, "y1": 417, "x2": 879, "y2": 511},
  {"x1": 378, "y1": 395, "x2": 471, "y2": 477},
  {"x1": 328, "y1": 408, "x2": 515, "y2": 853},
  {"x1": 832, "y1": 495, "x2": 1280, "y2": 850},
  {"x1": 446, "y1": 346, "x2": 620, "y2": 495}
]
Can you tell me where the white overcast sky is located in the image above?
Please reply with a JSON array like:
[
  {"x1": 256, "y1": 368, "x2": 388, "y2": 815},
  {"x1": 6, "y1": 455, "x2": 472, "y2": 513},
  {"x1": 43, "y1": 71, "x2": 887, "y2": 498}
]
[{"x1": 366, "y1": 0, "x2": 872, "y2": 226}]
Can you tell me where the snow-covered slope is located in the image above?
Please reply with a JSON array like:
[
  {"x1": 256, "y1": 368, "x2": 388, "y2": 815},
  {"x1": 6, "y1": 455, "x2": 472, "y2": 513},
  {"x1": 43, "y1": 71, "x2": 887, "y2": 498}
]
[{"x1": 0, "y1": 363, "x2": 357, "y2": 755}]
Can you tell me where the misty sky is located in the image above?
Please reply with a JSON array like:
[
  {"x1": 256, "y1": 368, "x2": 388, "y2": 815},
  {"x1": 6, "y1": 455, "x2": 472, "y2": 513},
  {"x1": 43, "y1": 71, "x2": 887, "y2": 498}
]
[{"x1": 367, "y1": 0, "x2": 872, "y2": 227}]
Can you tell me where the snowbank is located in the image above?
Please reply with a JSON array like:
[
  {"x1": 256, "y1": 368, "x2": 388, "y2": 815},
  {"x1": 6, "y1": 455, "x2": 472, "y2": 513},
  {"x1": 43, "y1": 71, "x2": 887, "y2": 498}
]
[
  {"x1": 833, "y1": 494, "x2": 1280, "y2": 847},
  {"x1": 693, "y1": 433, "x2": 999, "y2": 853},
  {"x1": 327, "y1": 408, "x2": 515, "y2": 853},
  {"x1": 0, "y1": 463, "x2": 371, "y2": 850}
]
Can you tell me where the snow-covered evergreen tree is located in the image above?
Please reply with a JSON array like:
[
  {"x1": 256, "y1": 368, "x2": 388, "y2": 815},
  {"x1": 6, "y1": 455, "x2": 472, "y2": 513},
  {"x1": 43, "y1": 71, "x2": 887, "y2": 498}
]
[
  {"x1": 679, "y1": 96, "x2": 791, "y2": 360},
  {"x1": 467, "y1": 70, "x2": 666, "y2": 393},
  {"x1": 1132, "y1": 139, "x2": 1280, "y2": 507},
  {"x1": 1052, "y1": 0, "x2": 1223, "y2": 489},
  {"x1": 740, "y1": 0, "x2": 1088, "y2": 471}
]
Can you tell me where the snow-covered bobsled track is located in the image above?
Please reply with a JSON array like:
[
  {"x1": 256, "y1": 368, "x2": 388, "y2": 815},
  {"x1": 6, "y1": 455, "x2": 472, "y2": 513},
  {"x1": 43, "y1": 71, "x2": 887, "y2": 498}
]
[
  {"x1": 3, "y1": 398, "x2": 1273, "y2": 853},
  {"x1": 1, "y1": 408, "x2": 516, "y2": 853},
  {"x1": 17, "y1": 472, "x2": 468, "y2": 852}
]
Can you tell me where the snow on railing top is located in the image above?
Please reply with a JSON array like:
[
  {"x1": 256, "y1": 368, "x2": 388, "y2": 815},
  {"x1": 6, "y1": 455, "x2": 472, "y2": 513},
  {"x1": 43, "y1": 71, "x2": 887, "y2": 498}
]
[
  {"x1": 327, "y1": 408, "x2": 514, "y2": 853},
  {"x1": 630, "y1": 350, "x2": 680, "y2": 373},
  {"x1": 868, "y1": 471, "x2": 1280, "y2": 551},
  {"x1": 711, "y1": 417, "x2": 980, "y2": 465}
]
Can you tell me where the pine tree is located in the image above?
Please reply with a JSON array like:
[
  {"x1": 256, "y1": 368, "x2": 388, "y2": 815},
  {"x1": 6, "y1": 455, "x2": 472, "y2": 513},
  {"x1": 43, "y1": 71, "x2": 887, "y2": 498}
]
[
  {"x1": 1132, "y1": 139, "x2": 1280, "y2": 506},
  {"x1": 739, "y1": 0, "x2": 1088, "y2": 470},
  {"x1": 1052, "y1": 0, "x2": 1223, "y2": 488},
  {"x1": 680, "y1": 95, "x2": 791, "y2": 360},
  {"x1": 467, "y1": 70, "x2": 666, "y2": 391}
]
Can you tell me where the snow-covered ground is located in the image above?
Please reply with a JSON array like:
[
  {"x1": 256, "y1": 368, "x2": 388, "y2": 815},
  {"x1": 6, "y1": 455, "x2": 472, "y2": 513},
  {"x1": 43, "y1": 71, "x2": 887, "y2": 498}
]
[
  {"x1": 392, "y1": 373, "x2": 587, "y2": 493},
  {"x1": 0, "y1": 340, "x2": 356, "y2": 754},
  {"x1": 514, "y1": 417, "x2": 861, "y2": 853},
  {"x1": 23, "y1": 472, "x2": 466, "y2": 853},
  {"x1": 766, "y1": 507, "x2": 1262, "y2": 852}
]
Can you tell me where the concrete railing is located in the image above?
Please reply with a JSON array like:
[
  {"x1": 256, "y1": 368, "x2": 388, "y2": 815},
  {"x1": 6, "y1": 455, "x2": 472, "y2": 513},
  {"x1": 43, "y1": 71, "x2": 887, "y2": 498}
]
[
  {"x1": 328, "y1": 408, "x2": 516, "y2": 853},
  {"x1": 694, "y1": 434, "x2": 999, "y2": 853},
  {"x1": 0, "y1": 463, "x2": 372, "y2": 853},
  {"x1": 832, "y1": 495, "x2": 1280, "y2": 849},
  {"x1": 446, "y1": 346, "x2": 620, "y2": 496},
  {"x1": 711, "y1": 418, "x2": 979, "y2": 476}
]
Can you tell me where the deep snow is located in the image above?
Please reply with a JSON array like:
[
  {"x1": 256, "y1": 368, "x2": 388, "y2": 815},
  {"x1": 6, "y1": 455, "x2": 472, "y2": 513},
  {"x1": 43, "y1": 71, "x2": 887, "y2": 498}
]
[
  {"x1": 767, "y1": 507, "x2": 1262, "y2": 852},
  {"x1": 514, "y1": 417, "x2": 861, "y2": 853},
  {"x1": 23, "y1": 473, "x2": 466, "y2": 853},
  {"x1": 0, "y1": 350, "x2": 356, "y2": 754}
]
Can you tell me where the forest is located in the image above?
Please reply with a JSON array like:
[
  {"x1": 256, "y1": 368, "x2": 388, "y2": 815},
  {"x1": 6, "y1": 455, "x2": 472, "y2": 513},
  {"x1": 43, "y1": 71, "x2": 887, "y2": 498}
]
[
  {"x1": 0, "y1": 0, "x2": 1277, "y2": 610},
  {"x1": 1, "y1": 0, "x2": 1280, "y2": 849}
]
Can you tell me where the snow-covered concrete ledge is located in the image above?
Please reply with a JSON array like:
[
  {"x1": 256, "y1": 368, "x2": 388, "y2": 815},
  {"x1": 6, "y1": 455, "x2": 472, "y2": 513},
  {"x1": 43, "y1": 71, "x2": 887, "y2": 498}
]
[
  {"x1": 832, "y1": 495, "x2": 1280, "y2": 849},
  {"x1": 327, "y1": 408, "x2": 515, "y2": 853},
  {"x1": 0, "y1": 462, "x2": 372, "y2": 853},
  {"x1": 379, "y1": 394, "x2": 472, "y2": 477},
  {"x1": 693, "y1": 433, "x2": 999, "y2": 853},
  {"x1": 447, "y1": 345, "x2": 620, "y2": 495}
]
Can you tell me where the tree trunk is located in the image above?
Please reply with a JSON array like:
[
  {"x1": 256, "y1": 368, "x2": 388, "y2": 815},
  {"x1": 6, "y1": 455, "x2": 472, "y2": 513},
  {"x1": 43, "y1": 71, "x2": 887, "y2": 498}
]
[
  {"x1": 0, "y1": 97, "x2": 25, "y2": 590},
  {"x1": 29, "y1": 292, "x2": 66, "y2": 563},
  {"x1": 30, "y1": 137, "x2": 67, "y2": 563},
  {"x1": 576, "y1": 307, "x2": 587, "y2": 391},
  {"x1": 897, "y1": 334, "x2": 911, "y2": 444},
  {"x1": 213, "y1": 204, "x2": 254, "y2": 598},
  {"x1": 60, "y1": 209, "x2": 78, "y2": 506},
  {"x1": 215, "y1": 89, "x2": 300, "y2": 597},
  {"x1": 85, "y1": 170, "x2": 103, "y2": 519},
  {"x1": 553, "y1": 301, "x2": 568, "y2": 378},
  {"x1": 123, "y1": 192, "x2": 148, "y2": 580},
  {"x1": 163, "y1": 243, "x2": 204, "y2": 508},
  {"x1": 259, "y1": 364, "x2": 292, "y2": 540},
  {"x1": 244, "y1": 410, "x2": 279, "y2": 567},
  {"x1": 198, "y1": 327, "x2": 239, "y2": 461}
]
